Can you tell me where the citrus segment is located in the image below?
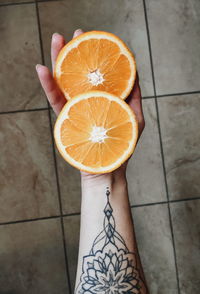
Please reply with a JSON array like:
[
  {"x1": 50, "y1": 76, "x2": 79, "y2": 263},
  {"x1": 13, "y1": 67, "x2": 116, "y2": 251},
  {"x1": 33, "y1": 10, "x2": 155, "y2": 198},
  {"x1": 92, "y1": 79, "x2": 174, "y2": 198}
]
[
  {"x1": 55, "y1": 31, "x2": 136, "y2": 100},
  {"x1": 107, "y1": 122, "x2": 133, "y2": 140},
  {"x1": 54, "y1": 91, "x2": 138, "y2": 173}
]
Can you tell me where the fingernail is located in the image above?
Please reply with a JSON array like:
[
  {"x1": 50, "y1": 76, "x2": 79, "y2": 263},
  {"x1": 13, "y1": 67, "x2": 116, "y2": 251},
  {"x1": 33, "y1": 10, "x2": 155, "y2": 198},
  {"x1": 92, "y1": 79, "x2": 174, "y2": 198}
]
[
  {"x1": 35, "y1": 64, "x2": 43, "y2": 72},
  {"x1": 52, "y1": 32, "x2": 61, "y2": 38},
  {"x1": 75, "y1": 28, "x2": 83, "y2": 33},
  {"x1": 74, "y1": 28, "x2": 83, "y2": 35}
]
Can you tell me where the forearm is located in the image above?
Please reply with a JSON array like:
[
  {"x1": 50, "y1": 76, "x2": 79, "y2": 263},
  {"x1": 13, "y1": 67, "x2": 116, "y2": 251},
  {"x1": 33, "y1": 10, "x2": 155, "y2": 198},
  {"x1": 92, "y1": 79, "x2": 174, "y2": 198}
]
[{"x1": 75, "y1": 172, "x2": 148, "y2": 293}]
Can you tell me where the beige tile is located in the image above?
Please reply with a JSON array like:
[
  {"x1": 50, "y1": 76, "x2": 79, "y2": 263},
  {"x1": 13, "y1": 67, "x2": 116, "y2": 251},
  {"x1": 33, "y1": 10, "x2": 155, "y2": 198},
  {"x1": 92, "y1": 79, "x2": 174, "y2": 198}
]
[
  {"x1": 57, "y1": 155, "x2": 81, "y2": 214},
  {"x1": 158, "y1": 94, "x2": 200, "y2": 200},
  {"x1": 127, "y1": 98, "x2": 166, "y2": 205},
  {"x1": 171, "y1": 200, "x2": 200, "y2": 294},
  {"x1": 39, "y1": 0, "x2": 153, "y2": 97},
  {"x1": 0, "y1": 4, "x2": 47, "y2": 112},
  {"x1": 64, "y1": 215, "x2": 80, "y2": 291},
  {"x1": 51, "y1": 111, "x2": 81, "y2": 214},
  {"x1": 0, "y1": 110, "x2": 59, "y2": 222},
  {"x1": 0, "y1": 219, "x2": 69, "y2": 293},
  {"x1": 132, "y1": 204, "x2": 178, "y2": 294},
  {"x1": 146, "y1": 0, "x2": 200, "y2": 95}
]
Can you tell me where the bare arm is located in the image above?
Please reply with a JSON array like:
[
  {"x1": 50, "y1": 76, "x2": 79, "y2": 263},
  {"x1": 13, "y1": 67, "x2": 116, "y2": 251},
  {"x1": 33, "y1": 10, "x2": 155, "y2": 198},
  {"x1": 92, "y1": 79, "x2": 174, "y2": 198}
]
[
  {"x1": 76, "y1": 171, "x2": 148, "y2": 293},
  {"x1": 36, "y1": 29, "x2": 148, "y2": 294}
]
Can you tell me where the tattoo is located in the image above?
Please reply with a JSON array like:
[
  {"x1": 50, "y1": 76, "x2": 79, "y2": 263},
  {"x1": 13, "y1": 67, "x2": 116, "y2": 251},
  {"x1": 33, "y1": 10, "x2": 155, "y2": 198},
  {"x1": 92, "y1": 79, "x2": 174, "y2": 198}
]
[{"x1": 76, "y1": 187, "x2": 145, "y2": 293}]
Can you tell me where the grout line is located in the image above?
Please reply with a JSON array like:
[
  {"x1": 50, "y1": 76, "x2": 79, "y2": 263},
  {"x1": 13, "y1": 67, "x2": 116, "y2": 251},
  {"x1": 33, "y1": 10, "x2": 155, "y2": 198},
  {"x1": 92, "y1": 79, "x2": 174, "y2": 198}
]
[
  {"x1": 142, "y1": 95, "x2": 155, "y2": 99},
  {"x1": 142, "y1": 1, "x2": 156, "y2": 95},
  {"x1": 35, "y1": 0, "x2": 45, "y2": 65},
  {"x1": 157, "y1": 90, "x2": 200, "y2": 98},
  {"x1": 165, "y1": 204, "x2": 181, "y2": 293},
  {"x1": 131, "y1": 201, "x2": 168, "y2": 208},
  {"x1": 0, "y1": 107, "x2": 49, "y2": 115},
  {"x1": 0, "y1": 0, "x2": 60, "y2": 7},
  {"x1": 170, "y1": 196, "x2": 200, "y2": 203},
  {"x1": 35, "y1": 1, "x2": 72, "y2": 293},
  {"x1": 47, "y1": 108, "x2": 74, "y2": 294},
  {"x1": 1, "y1": 196, "x2": 199, "y2": 227},
  {"x1": 0, "y1": 215, "x2": 60, "y2": 226},
  {"x1": 131, "y1": 196, "x2": 200, "y2": 209},
  {"x1": 62, "y1": 212, "x2": 81, "y2": 218},
  {"x1": 143, "y1": 89, "x2": 200, "y2": 100},
  {"x1": 142, "y1": 1, "x2": 181, "y2": 293}
]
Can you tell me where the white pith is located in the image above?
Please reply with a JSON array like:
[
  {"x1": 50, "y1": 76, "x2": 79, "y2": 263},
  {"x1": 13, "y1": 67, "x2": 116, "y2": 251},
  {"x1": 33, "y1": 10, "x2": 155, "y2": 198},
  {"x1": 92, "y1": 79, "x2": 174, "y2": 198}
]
[
  {"x1": 89, "y1": 126, "x2": 108, "y2": 143},
  {"x1": 54, "y1": 91, "x2": 138, "y2": 173},
  {"x1": 55, "y1": 32, "x2": 136, "y2": 99},
  {"x1": 87, "y1": 69, "x2": 105, "y2": 86}
]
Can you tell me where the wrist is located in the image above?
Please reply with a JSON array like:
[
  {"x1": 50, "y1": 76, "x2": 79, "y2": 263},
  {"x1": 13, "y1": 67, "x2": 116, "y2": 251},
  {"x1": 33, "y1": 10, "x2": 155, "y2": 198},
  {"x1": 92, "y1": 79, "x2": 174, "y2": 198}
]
[
  {"x1": 81, "y1": 169, "x2": 128, "y2": 201},
  {"x1": 81, "y1": 169, "x2": 127, "y2": 188},
  {"x1": 80, "y1": 169, "x2": 130, "y2": 222}
]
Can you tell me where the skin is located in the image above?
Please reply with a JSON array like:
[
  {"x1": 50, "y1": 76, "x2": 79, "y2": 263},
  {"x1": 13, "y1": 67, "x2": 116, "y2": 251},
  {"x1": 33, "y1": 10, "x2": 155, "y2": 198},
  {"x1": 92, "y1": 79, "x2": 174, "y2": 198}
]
[{"x1": 36, "y1": 29, "x2": 148, "y2": 293}]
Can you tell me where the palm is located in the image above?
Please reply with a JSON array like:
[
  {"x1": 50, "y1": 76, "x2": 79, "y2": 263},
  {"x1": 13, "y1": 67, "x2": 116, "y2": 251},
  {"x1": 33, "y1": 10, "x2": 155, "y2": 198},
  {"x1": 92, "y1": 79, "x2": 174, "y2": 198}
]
[{"x1": 36, "y1": 29, "x2": 145, "y2": 175}]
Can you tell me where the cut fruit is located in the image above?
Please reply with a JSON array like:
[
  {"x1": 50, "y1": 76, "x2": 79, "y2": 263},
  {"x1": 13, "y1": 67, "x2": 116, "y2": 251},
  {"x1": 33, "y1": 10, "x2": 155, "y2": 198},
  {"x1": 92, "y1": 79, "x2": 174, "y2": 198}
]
[
  {"x1": 54, "y1": 31, "x2": 136, "y2": 100},
  {"x1": 54, "y1": 91, "x2": 138, "y2": 174}
]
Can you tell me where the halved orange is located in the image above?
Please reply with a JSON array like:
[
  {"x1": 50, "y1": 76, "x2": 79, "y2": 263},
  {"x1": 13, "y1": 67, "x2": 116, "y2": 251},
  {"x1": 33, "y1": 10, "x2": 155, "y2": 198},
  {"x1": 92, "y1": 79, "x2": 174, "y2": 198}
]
[
  {"x1": 54, "y1": 91, "x2": 138, "y2": 174},
  {"x1": 54, "y1": 31, "x2": 136, "y2": 100}
]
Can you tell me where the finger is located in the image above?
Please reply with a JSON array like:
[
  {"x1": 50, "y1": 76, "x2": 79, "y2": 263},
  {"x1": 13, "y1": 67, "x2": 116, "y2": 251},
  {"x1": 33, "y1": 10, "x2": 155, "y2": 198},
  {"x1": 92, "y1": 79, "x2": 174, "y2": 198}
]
[
  {"x1": 128, "y1": 73, "x2": 141, "y2": 102},
  {"x1": 132, "y1": 98, "x2": 145, "y2": 137},
  {"x1": 128, "y1": 73, "x2": 142, "y2": 109},
  {"x1": 51, "y1": 33, "x2": 65, "y2": 72},
  {"x1": 126, "y1": 73, "x2": 145, "y2": 136},
  {"x1": 73, "y1": 28, "x2": 84, "y2": 38},
  {"x1": 36, "y1": 64, "x2": 66, "y2": 116}
]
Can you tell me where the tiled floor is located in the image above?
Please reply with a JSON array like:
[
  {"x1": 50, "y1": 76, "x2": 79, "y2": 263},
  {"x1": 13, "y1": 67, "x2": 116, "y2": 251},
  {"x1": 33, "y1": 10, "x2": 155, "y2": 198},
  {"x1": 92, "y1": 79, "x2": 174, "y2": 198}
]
[{"x1": 0, "y1": 0, "x2": 200, "y2": 293}]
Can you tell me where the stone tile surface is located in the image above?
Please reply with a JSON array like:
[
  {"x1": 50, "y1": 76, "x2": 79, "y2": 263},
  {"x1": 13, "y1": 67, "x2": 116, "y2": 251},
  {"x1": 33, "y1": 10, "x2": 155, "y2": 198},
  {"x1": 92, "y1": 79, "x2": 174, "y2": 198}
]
[
  {"x1": 57, "y1": 155, "x2": 81, "y2": 214},
  {"x1": 146, "y1": 0, "x2": 200, "y2": 95},
  {"x1": 39, "y1": 0, "x2": 153, "y2": 97},
  {"x1": 0, "y1": 219, "x2": 69, "y2": 293},
  {"x1": 0, "y1": 110, "x2": 59, "y2": 222},
  {"x1": 0, "y1": 4, "x2": 47, "y2": 112},
  {"x1": 64, "y1": 215, "x2": 80, "y2": 291},
  {"x1": 51, "y1": 111, "x2": 81, "y2": 214},
  {"x1": 158, "y1": 94, "x2": 200, "y2": 200},
  {"x1": 132, "y1": 204, "x2": 178, "y2": 294},
  {"x1": 171, "y1": 200, "x2": 200, "y2": 294},
  {"x1": 127, "y1": 98, "x2": 166, "y2": 205}
]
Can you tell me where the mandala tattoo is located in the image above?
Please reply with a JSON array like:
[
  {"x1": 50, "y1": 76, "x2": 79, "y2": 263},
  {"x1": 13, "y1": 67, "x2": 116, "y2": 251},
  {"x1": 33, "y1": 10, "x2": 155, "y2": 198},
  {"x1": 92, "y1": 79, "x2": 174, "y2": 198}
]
[{"x1": 76, "y1": 188, "x2": 144, "y2": 294}]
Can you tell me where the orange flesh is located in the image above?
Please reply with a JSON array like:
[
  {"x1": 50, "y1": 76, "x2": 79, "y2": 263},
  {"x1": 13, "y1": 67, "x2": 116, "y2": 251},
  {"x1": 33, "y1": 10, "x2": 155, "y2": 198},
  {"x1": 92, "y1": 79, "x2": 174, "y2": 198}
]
[
  {"x1": 58, "y1": 39, "x2": 131, "y2": 98},
  {"x1": 60, "y1": 97, "x2": 133, "y2": 168}
]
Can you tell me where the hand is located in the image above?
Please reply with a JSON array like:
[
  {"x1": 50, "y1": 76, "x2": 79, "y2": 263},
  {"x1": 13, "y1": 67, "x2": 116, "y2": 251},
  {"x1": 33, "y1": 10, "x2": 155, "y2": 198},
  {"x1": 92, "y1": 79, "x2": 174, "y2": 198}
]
[{"x1": 36, "y1": 29, "x2": 145, "y2": 179}]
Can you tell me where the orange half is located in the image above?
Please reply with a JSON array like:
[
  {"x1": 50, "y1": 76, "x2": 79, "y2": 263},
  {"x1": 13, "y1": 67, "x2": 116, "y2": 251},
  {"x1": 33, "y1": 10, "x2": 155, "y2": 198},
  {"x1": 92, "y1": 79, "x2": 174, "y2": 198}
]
[
  {"x1": 54, "y1": 91, "x2": 138, "y2": 174},
  {"x1": 54, "y1": 31, "x2": 136, "y2": 100}
]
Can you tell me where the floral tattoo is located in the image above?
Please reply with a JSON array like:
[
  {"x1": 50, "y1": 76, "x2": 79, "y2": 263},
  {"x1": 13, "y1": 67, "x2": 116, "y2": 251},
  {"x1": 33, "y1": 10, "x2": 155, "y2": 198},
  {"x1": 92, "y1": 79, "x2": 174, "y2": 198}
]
[{"x1": 76, "y1": 188, "x2": 145, "y2": 293}]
